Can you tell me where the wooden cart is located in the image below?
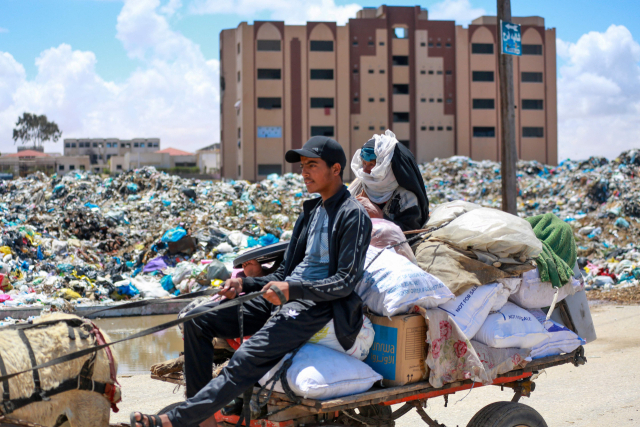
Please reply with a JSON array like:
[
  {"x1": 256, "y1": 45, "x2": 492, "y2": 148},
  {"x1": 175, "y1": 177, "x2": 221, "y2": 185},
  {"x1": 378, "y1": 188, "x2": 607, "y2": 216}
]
[{"x1": 151, "y1": 346, "x2": 586, "y2": 427}]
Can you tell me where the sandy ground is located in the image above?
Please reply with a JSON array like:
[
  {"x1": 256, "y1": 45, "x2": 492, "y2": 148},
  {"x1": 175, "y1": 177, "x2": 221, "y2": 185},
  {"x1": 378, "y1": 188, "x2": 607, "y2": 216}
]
[{"x1": 111, "y1": 305, "x2": 640, "y2": 426}]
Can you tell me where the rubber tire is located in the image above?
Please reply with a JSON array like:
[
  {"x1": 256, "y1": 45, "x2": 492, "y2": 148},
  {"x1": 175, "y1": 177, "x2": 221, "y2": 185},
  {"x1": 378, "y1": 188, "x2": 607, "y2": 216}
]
[
  {"x1": 157, "y1": 401, "x2": 185, "y2": 415},
  {"x1": 466, "y1": 401, "x2": 548, "y2": 427}
]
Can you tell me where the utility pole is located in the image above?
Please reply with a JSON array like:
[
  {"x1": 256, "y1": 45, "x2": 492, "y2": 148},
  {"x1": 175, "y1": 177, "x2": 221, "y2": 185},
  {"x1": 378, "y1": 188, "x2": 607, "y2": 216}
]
[{"x1": 497, "y1": 0, "x2": 518, "y2": 215}]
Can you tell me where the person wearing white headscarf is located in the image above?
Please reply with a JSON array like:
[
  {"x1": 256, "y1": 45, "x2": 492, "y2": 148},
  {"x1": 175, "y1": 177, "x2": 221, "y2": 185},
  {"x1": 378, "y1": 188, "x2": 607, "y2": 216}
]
[{"x1": 349, "y1": 130, "x2": 430, "y2": 232}]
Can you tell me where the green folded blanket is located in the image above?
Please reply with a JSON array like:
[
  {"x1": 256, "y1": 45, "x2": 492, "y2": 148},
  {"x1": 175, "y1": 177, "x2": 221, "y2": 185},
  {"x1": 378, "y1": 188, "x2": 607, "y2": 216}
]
[{"x1": 526, "y1": 213, "x2": 576, "y2": 288}]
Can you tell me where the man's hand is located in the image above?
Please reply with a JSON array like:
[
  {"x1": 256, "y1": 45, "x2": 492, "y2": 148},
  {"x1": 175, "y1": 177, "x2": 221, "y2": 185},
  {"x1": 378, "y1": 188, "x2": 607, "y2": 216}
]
[
  {"x1": 220, "y1": 278, "x2": 243, "y2": 300},
  {"x1": 262, "y1": 282, "x2": 290, "y2": 306}
]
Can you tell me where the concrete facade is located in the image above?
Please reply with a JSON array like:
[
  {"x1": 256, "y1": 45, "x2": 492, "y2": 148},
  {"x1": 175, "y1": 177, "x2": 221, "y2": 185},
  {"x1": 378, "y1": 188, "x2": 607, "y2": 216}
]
[
  {"x1": 64, "y1": 138, "x2": 160, "y2": 173},
  {"x1": 220, "y1": 5, "x2": 557, "y2": 181}
]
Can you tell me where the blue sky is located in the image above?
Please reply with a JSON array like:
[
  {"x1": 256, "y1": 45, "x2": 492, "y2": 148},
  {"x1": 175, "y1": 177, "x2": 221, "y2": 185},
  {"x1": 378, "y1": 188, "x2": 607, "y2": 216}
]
[{"x1": 1, "y1": 0, "x2": 639, "y2": 160}]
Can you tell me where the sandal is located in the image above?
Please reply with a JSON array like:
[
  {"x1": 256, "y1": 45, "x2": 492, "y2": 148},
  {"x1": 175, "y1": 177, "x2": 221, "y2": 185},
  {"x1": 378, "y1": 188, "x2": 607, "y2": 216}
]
[{"x1": 130, "y1": 412, "x2": 163, "y2": 427}]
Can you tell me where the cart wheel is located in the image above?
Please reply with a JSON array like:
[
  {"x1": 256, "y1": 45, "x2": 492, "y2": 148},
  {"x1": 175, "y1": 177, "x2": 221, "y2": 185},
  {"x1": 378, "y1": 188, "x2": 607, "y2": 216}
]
[
  {"x1": 466, "y1": 402, "x2": 547, "y2": 427},
  {"x1": 156, "y1": 401, "x2": 185, "y2": 415},
  {"x1": 353, "y1": 405, "x2": 394, "y2": 427}
]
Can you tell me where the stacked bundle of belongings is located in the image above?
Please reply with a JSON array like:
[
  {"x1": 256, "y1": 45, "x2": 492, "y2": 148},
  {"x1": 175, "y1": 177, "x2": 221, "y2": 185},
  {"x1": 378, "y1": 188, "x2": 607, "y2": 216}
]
[{"x1": 413, "y1": 201, "x2": 590, "y2": 388}]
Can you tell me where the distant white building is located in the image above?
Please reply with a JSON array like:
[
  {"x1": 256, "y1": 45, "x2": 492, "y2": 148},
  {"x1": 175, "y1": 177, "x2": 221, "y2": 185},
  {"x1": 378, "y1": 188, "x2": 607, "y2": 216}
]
[{"x1": 64, "y1": 138, "x2": 160, "y2": 174}]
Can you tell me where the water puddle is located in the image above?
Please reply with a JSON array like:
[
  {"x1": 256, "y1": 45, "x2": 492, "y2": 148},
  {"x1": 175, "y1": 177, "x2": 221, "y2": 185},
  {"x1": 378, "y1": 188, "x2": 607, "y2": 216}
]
[{"x1": 94, "y1": 315, "x2": 184, "y2": 375}]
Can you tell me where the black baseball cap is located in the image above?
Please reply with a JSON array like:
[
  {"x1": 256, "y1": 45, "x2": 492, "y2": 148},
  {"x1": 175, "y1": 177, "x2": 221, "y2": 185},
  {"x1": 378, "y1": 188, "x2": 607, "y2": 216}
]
[{"x1": 285, "y1": 136, "x2": 347, "y2": 172}]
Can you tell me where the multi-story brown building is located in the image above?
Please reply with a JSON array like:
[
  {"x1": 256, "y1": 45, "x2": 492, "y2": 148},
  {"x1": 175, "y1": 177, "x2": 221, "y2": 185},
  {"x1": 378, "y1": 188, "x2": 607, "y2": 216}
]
[{"x1": 220, "y1": 5, "x2": 557, "y2": 181}]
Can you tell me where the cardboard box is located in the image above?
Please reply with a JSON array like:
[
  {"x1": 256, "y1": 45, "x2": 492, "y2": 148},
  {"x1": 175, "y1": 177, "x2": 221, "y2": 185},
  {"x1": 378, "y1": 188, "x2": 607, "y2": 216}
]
[{"x1": 364, "y1": 313, "x2": 427, "y2": 386}]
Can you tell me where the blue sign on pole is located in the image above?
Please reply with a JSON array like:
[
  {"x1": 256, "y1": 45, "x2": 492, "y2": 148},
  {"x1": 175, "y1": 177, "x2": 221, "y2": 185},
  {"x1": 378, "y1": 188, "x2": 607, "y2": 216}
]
[{"x1": 500, "y1": 20, "x2": 522, "y2": 56}]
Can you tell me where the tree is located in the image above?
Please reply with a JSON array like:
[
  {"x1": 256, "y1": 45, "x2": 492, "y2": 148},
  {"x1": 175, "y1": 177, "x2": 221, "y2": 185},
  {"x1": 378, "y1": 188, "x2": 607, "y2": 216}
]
[{"x1": 12, "y1": 112, "x2": 62, "y2": 148}]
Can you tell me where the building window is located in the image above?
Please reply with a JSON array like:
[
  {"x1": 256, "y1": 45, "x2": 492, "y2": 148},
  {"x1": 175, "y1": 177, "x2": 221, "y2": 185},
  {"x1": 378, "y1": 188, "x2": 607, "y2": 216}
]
[
  {"x1": 257, "y1": 40, "x2": 281, "y2": 51},
  {"x1": 311, "y1": 126, "x2": 334, "y2": 137},
  {"x1": 472, "y1": 43, "x2": 494, "y2": 54},
  {"x1": 69, "y1": 165, "x2": 75, "y2": 170},
  {"x1": 420, "y1": 98, "x2": 426, "y2": 103},
  {"x1": 398, "y1": 140, "x2": 410, "y2": 148},
  {"x1": 368, "y1": 41, "x2": 374, "y2": 46},
  {"x1": 437, "y1": 126, "x2": 443, "y2": 131},
  {"x1": 368, "y1": 69, "x2": 374, "y2": 74},
  {"x1": 117, "y1": 165, "x2": 122, "y2": 170},
  {"x1": 522, "y1": 44, "x2": 543, "y2": 55},
  {"x1": 473, "y1": 126, "x2": 495, "y2": 137},
  {"x1": 140, "y1": 143, "x2": 145, "y2": 148},
  {"x1": 258, "y1": 164, "x2": 282, "y2": 175},
  {"x1": 310, "y1": 97, "x2": 334, "y2": 108},
  {"x1": 379, "y1": 41, "x2": 385, "y2": 46},
  {"x1": 238, "y1": 140, "x2": 241, "y2": 148},
  {"x1": 379, "y1": 69, "x2": 385, "y2": 74},
  {"x1": 392, "y1": 56, "x2": 409, "y2": 66},
  {"x1": 428, "y1": 70, "x2": 434, "y2": 75},
  {"x1": 134, "y1": 142, "x2": 139, "y2": 147},
  {"x1": 473, "y1": 99, "x2": 495, "y2": 109},
  {"x1": 522, "y1": 72, "x2": 543, "y2": 82},
  {"x1": 428, "y1": 42, "x2": 434, "y2": 47},
  {"x1": 446, "y1": 126, "x2": 452, "y2": 131},
  {"x1": 310, "y1": 69, "x2": 334, "y2": 80},
  {"x1": 237, "y1": 43, "x2": 240, "y2": 54},
  {"x1": 80, "y1": 165, "x2": 86, "y2": 170},
  {"x1": 353, "y1": 97, "x2": 359, "y2": 103},
  {"x1": 310, "y1": 40, "x2": 333, "y2": 51},
  {"x1": 154, "y1": 142, "x2": 159, "y2": 147},
  {"x1": 107, "y1": 154, "x2": 112, "y2": 160},
  {"x1": 380, "y1": 126, "x2": 385, "y2": 130},
  {"x1": 420, "y1": 42, "x2": 426, "y2": 47},
  {"x1": 437, "y1": 98, "x2": 443, "y2": 103},
  {"x1": 237, "y1": 71, "x2": 240, "y2": 82},
  {"x1": 238, "y1": 128, "x2": 241, "y2": 138},
  {"x1": 393, "y1": 112, "x2": 409, "y2": 123},
  {"x1": 446, "y1": 98, "x2": 453, "y2": 104},
  {"x1": 257, "y1": 69, "x2": 281, "y2": 79},
  {"x1": 59, "y1": 165, "x2": 64, "y2": 171},
  {"x1": 94, "y1": 167, "x2": 100, "y2": 172},
  {"x1": 354, "y1": 125, "x2": 359, "y2": 130},
  {"x1": 368, "y1": 126, "x2": 374, "y2": 130},
  {"x1": 429, "y1": 126, "x2": 435, "y2": 131},
  {"x1": 436, "y1": 70, "x2": 443, "y2": 75},
  {"x1": 523, "y1": 127, "x2": 544, "y2": 137},
  {"x1": 352, "y1": 40, "x2": 358, "y2": 46},
  {"x1": 379, "y1": 98, "x2": 385, "y2": 102},
  {"x1": 393, "y1": 27, "x2": 407, "y2": 39},
  {"x1": 353, "y1": 68, "x2": 359, "y2": 74},
  {"x1": 421, "y1": 126, "x2": 426, "y2": 131},
  {"x1": 445, "y1": 43, "x2": 451, "y2": 48},
  {"x1": 429, "y1": 98, "x2": 434, "y2": 103},
  {"x1": 257, "y1": 126, "x2": 282, "y2": 138},
  {"x1": 238, "y1": 165, "x2": 241, "y2": 176},
  {"x1": 65, "y1": 143, "x2": 70, "y2": 148},
  {"x1": 257, "y1": 97, "x2": 282, "y2": 109},
  {"x1": 522, "y1": 99, "x2": 544, "y2": 110},
  {"x1": 392, "y1": 84, "x2": 409, "y2": 94},
  {"x1": 71, "y1": 143, "x2": 76, "y2": 148},
  {"x1": 93, "y1": 143, "x2": 98, "y2": 148},
  {"x1": 445, "y1": 70, "x2": 452, "y2": 75},
  {"x1": 436, "y1": 43, "x2": 441, "y2": 47},
  {"x1": 105, "y1": 143, "x2": 110, "y2": 148},
  {"x1": 420, "y1": 70, "x2": 426, "y2": 74},
  {"x1": 368, "y1": 97, "x2": 374, "y2": 102},
  {"x1": 472, "y1": 71, "x2": 494, "y2": 82}
]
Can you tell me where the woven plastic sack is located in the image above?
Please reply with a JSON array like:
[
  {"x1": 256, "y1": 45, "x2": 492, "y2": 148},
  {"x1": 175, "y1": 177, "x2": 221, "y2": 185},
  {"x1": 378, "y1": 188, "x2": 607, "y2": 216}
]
[
  {"x1": 527, "y1": 309, "x2": 585, "y2": 359},
  {"x1": 430, "y1": 206, "x2": 543, "y2": 259},
  {"x1": 426, "y1": 200, "x2": 481, "y2": 228},
  {"x1": 309, "y1": 315, "x2": 374, "y2": 360},
  {"x1": 355, "y1": 247, "x2": 454, "y2": 316},
  {"x1": 370, "y1": 218, "x2": 416, "y2": 264},
  {"x1": 437, "y1": 283, "x2": 503, "y2": 339},
  {"x1": 258, "y1": 343, "x2": 382, "y2": 400},
  {"x1": 508, "y1": 268, "x2": 582, "y2": 309},
  {"x1": 473, "y1": 302, "x2": 550, "y2": 349}
]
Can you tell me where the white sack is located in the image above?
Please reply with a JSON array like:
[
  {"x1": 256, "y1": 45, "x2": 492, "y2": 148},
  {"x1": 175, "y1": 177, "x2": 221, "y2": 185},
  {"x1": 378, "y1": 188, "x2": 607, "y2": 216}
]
[
  {"x1": 348, "y1": 130, "x2": 399, "y2": 204},
  {"x1": 258, "y1": 344, "x2": 382, "y2": 400},
  {"x1": 473, "y1": 302, "x2": 550, "y2": 349},
  {"x1": 426, "y1": 200, "x2": 482, "y2": 228},
  {"x1": 430, "y1": 207, "x2": 543, "y2": 259},
  {"x1": 355, "y1": 247, "x2": 454, "y2": 316},
  {"x1": 438, "y1": 284, "x2": 502, "y2": 339},
  {"x1": 309, "y1": 315, "x2": 375, "y2": 361},
  {"x1": 528, "y1": 309, "x2": 586, "y2": 359},
  {"x1": 508, "y1": 268, "x2": 583, "y2": 309}
]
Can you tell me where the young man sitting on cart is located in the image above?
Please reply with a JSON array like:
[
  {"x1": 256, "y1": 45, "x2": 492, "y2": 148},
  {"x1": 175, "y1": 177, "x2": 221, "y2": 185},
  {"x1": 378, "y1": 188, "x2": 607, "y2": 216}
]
[{"x1": 131, "y1": 136, "x2": 373, "y2": 427}]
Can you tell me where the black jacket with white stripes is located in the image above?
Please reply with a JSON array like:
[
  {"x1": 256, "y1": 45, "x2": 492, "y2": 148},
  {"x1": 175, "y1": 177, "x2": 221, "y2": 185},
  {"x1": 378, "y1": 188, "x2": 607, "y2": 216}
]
[{"x1": 242, "y1": 184, "x2": 372, "y2": 351}]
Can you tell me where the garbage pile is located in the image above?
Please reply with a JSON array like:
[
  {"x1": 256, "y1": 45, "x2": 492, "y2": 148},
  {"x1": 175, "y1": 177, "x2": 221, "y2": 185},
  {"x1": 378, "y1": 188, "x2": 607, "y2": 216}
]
[
  {"x1": 0, "y1": 169, "x2": 312, "y2": 311},
  {"x1": 420, "y1": 148, "x2": 640, "y2": 301}
]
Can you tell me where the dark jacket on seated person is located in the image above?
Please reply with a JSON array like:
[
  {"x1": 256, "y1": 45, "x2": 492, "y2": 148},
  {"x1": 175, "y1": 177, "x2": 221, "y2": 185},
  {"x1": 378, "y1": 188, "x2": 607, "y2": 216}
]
[{"x1": 242, "y1": 185, "x2": 372, "y2": 350}]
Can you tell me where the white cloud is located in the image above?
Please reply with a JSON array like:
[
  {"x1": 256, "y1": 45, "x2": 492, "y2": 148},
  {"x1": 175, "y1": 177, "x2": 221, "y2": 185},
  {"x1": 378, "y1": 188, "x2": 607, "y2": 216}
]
[
  {"x1": 428, "y1": 0, "x2": 486, "y2": 27},
  {"x1": 189, "y1": 0, "x2": 361, "y2": 25},
  {"x1": 557, "y1": 25, "x2": 640, "y2": 160},
  {"x1": 0, "y1": 0, "x2": 219, "y2": 154},
  {"x1": 0, "y1": 28, "x2": 8, "y2": 34},
  {"x1": 160, "y1": 0, "x2": 182, "y2": 16}
]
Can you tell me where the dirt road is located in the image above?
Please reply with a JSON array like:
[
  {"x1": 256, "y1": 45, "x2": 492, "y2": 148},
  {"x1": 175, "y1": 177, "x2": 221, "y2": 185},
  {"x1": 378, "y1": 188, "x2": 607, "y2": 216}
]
[{"x1": 111, "y1": 304, "x2": 640, "y2": 426}]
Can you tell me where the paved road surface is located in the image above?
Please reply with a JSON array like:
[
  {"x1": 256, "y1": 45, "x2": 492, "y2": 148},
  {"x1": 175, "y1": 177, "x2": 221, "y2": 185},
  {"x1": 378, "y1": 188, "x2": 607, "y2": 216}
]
[{"x1": 112, "y1": 304, "x2": 640, "y2": 427}]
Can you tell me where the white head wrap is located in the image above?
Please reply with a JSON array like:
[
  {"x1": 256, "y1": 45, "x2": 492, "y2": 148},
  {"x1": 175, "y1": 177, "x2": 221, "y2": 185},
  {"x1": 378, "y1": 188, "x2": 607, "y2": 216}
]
[{"x1": 348, "y1": 130, "x2": 399, "y2": 204}]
